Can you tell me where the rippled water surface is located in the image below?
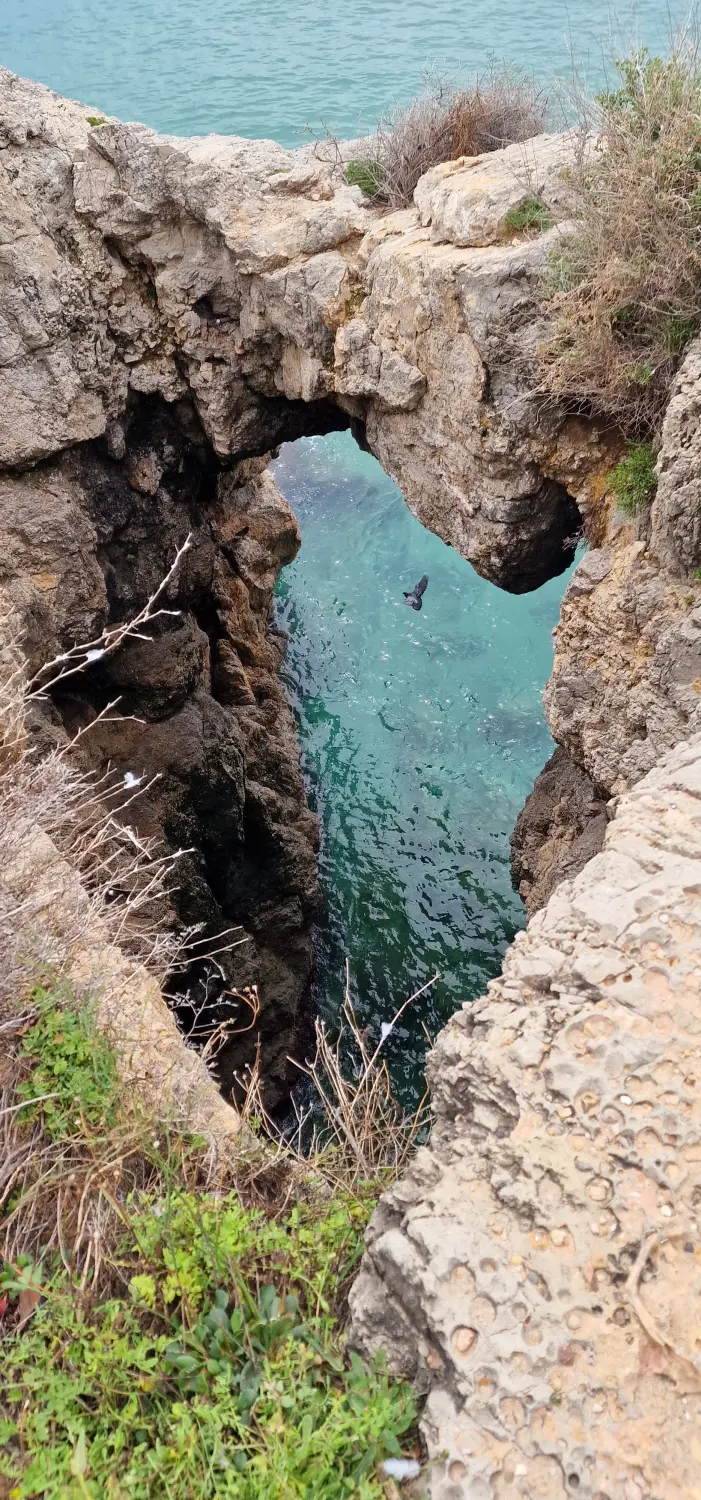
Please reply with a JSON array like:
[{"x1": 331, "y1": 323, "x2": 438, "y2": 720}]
[
  {"x1": 273, "y1": 437, "x2": 571, "y2": 1101},
  {"x1": 0, "y1": 0, "x2": 685, "y2": 144},
  {"x1": 1, "y1": 0, "x2": 684, "y2": 1100}
]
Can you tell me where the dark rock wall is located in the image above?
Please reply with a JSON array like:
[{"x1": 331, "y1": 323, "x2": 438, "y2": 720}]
[
  {"x1": 1, "y1": 394, "x2": 320, "y2": 1108},
  {"x1": 510, "y1": 745, "x2": 609, "y2": 914}
]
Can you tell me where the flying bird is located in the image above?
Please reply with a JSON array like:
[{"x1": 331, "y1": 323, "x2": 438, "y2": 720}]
[{"x1": 403, "y1": 575, "x2": 428, "y2": 611}]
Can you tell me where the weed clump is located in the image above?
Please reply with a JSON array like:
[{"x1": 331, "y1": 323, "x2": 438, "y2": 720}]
[
  {"x1": 85, "y1": 115, "x2": 106, "y2": 126},
  {"x1": 608, "y1": 441, "x2": 658, "y2": 515},
  {"x1": 345, "y1": 158, "x2": 385, "y2": 198},
  {"x1": 541, "y1": 42, "x2": 701, "y2": 433},
  {"x1": 344, "y1": 66, "x2": 547, "y2": 207},
  {"x1": 503, "y1": 196, "x2": 553, "y2": 234}
]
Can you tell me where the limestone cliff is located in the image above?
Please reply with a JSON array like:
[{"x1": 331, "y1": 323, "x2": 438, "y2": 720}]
[{"x1": 0, "y1": 70, "x2": 607, "y2": 1100}]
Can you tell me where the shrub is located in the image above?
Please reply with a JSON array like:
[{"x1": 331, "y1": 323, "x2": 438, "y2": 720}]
[
  {"x1": 85, "y1": 115, "x2": 106, "y2": 126},
  {"x1": 608, "y1": 441, "x2": 658, "y2": 515},
  {"x1": 345, "y1": 67, "x2": 547, "y2": 207},
  {"x1": 541, "y1": 42, "x2": 701, "y2": 434}
]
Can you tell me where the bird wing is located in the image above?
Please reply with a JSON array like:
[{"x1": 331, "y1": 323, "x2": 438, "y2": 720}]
[{"x1": 416, "y1": 575, "x2": 428, "y2": 596}]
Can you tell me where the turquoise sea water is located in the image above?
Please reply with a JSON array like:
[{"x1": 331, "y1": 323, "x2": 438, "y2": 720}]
[
  {"x1": 1, "y1": 0, "x2": 685, "y2": 1100},
  {"x1": 272, "y1": 438, "x2": 568, "y2": 1101},
  {"x1": 0, "y1": 0, "x2": 686, "y2": 145}
]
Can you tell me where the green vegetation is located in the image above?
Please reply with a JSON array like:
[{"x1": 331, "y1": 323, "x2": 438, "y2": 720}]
[
  {"x1": 541, "y1": 42, "x2": 701, "y2": 434},
  {"x1": 17, "y1": 985, "x2": 121, "y2": 1138},
  {"x1": 85, "y1": 115, "x2": 106, "y2": 127},
  {"x1": 608, "y1": 441, "x2": 658, "y2": 515},
  {"x1": 345, "y1": 159, "x2": 385, "y2": 198},
  {"x1": 503, "y1": 196, "x2": 553, "y2": 234},
  {"x1": 0, "y1": 987, "x2": 417, "y2": 1498}
]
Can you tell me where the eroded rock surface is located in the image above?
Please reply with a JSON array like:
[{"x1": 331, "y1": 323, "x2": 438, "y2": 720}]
[
  {"x1": 0, "y1": 71, "x2": 601, "y2": 594},
  {"x1": 0, "y1": 70, "x2": 612, "y2": 1097},
  {"x1": 350, "y1": 734, "x2": 701, "y2": 1498},
  {"x1": 510, "y1": 746, "x2": 609, "y2": 915},
  {"x1": 545, "y1": 345, "x2": 701, "y2": 798}
]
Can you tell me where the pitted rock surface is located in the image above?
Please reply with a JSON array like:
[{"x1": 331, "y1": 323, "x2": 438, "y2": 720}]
[{"x1": 350, "y1": 733, "x2": 701, "y2": 1498}]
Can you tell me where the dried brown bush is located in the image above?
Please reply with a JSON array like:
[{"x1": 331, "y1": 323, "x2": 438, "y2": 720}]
[
  {"x1": 346, "y1": 67, "x2": 547, "y2": 208},
  {"x1": 540, "y1": 40, "x2": 701, "y2": 434},
  {"x1": 0, "y1": 633, "x2": 187, "y2": 1003}
]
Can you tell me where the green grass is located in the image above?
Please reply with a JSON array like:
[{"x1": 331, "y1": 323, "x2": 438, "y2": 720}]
[
  {"x1": 85, "y1": 115, "x2": 106, "y2": 127},
  {"x1": 503, "y1": 196, "x2": 553, "y2": 233},
  {"x1": 17, "y1": 985, "x2": 121, "y2": 1139},
  {"x1": 0, "y1": 989, "x2": 418, "y2": 1498},
  {"x1": 345, "y1": 159, "x2": 385, "y2": 199},
  {"x1": 608, "y1": 441, "x2": 658, "y2": 515}
]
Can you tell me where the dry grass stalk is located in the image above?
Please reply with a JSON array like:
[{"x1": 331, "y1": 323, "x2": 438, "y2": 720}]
[
  {"x1": 540, "y1": 39, "x2": 701, "y2": 433},
  {"x1": 286, "y1": 962, "x2": 436, "y2": 1182},
  {"x1": 350, "y1": 67, "x2": 547, "y2": 209},
  {"x1": 27, "y1": 534, "x2": 192, "y2": 699}
]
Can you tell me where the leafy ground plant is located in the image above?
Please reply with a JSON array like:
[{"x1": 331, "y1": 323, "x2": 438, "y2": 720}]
[
  {"x1": 608, "y1": 441, "x2": 658, "y2": 515},
  {"x1": 0, "y1": 985, "x2": 419, "y2": 1498},
  {"x1": 541, "y1": 40, "x2": 701, "y2": 433}
]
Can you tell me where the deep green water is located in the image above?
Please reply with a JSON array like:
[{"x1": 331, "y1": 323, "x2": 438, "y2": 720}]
[{"x1": 1, "y1": 0, "x2": 685, "y2": 1101}]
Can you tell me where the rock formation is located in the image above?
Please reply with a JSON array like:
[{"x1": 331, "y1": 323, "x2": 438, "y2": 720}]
[
  {"x1": 0, "y1": 70, "x2": 606, "y2": 1101},
  {"x1": 5, "y1": 66, "x2": 701, "y2": 1491}
]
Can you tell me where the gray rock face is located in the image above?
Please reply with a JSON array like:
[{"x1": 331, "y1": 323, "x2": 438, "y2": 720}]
[
  {"x1": 545, "y1": 348, "x2": 701, "y2": 799},
  {"x1": 510, "y1": 746, "x2": 609, "y2": 914}
]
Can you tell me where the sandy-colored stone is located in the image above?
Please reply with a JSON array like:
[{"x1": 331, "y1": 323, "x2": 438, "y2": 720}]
[{"x1": 413, "y1": 131, "x2": 581, "y2": 247}]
